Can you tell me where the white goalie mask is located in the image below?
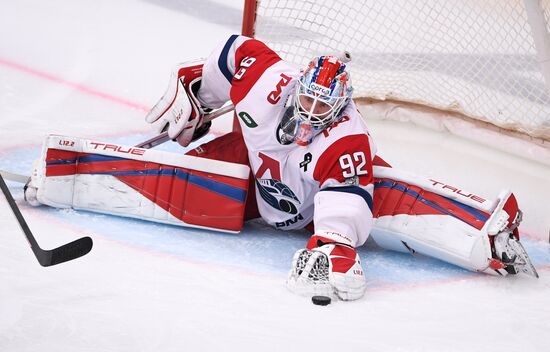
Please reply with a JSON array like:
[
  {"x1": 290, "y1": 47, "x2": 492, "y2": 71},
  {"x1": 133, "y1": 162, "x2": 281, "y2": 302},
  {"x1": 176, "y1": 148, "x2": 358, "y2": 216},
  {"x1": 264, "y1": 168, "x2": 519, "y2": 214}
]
[{"x1": 279, "y1": 55, "x2": 353, "y2": 146}]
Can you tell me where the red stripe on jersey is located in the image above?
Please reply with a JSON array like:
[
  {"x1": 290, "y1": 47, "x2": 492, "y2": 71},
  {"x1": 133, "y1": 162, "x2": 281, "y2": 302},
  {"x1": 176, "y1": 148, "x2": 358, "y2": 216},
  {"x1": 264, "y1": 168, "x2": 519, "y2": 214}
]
[
  {"x1": 230, "y1": 39, "x2": 282, "y2": 105},
  {"x1": 313, "y1": 134, "x2": 374, "y2": 187}
]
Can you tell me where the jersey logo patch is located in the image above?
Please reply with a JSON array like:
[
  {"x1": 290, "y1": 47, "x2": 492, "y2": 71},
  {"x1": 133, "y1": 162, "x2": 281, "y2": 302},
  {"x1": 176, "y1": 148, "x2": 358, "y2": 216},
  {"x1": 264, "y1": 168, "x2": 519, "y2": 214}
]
[
  {"x1": 238, "y1": 111, "x2": 258, "y2": 128},
  {"x1": 255, "y1": 152, "x2": 301, "y2": 214},
  {"x1": 267, "y1": 73, "x2": 292, "y2": 104},
  {"x1": 300, "y1": 152, "x2": 312, "y2": 172},
  {"x1": 255, "y1": 178, "x2": 301, "y2": 215},
  {"x1": 275, "y1": 213, "x2": 304, "y2": 228}
]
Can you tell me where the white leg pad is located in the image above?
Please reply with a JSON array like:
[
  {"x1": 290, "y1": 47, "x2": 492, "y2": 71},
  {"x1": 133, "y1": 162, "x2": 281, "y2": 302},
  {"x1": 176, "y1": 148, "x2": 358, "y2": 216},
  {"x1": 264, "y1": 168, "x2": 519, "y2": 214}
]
[
  {"x1": 30, "y1": 134, "x2": 250, "y2": 233},
  {"x1": 371, "y1": 166, "x2": 522, "y2": 275}
]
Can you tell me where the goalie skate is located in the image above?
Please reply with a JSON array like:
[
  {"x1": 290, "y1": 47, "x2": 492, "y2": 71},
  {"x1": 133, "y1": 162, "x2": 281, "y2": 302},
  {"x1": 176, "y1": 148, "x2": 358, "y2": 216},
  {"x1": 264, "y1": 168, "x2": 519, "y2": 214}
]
[{"x1": 493, "y1": 223, "x2": 539, "y2": 278}]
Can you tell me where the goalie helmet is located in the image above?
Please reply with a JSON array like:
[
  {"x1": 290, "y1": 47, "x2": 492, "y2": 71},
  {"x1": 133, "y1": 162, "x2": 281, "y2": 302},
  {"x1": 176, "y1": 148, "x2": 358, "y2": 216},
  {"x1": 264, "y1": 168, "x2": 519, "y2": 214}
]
[{"x1": 281, "y1": 55, "x2": 353, "y2": 146}]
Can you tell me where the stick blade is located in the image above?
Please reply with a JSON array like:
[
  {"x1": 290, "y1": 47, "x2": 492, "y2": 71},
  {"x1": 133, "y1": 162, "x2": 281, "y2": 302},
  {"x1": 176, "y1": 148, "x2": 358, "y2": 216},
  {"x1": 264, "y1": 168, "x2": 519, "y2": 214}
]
[{"x1": 37, "y1": 236, "x2": 93, "y2": 267}]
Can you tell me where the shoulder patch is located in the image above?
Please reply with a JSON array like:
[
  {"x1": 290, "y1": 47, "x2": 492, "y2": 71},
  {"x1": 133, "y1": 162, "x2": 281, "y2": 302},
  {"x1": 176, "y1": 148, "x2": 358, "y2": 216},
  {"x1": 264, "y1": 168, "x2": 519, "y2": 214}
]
[{"x1": 238, "y1": 111, "x2": 258, "y2": 128}]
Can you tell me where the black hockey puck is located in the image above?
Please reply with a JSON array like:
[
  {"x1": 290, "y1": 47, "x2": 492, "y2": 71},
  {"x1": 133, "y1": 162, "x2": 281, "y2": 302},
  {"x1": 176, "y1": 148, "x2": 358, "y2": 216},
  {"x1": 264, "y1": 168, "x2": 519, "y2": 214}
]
[{"x1": 311, "y1": 295, "x2": 331, "y2": 306}]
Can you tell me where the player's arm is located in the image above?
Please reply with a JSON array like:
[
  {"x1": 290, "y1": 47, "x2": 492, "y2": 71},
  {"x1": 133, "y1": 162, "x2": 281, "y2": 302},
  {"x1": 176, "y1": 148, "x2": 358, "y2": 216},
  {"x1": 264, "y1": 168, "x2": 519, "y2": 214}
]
[
  {"x1": 312, "y1": 133, "x2": 375, "y2": 247},
  {"x1": 144, "y1": 35, "x2": 281, "y2": 146},
  {"x1": 198, "y1": 34, "x2": 282, "y2": 108},
  {"x1": 287, "y1": 133, "x2": 376, "y2": 301},
  {"x1": 143, "y1": 35, "x2": 247, "y2": 147}
]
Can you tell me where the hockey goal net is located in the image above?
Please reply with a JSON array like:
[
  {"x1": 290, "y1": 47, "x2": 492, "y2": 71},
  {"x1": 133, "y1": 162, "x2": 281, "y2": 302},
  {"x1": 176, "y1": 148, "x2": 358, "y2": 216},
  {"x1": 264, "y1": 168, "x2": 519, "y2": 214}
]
[{"x1": 242, "y1": 0, "x2": 550, "y2": 142}]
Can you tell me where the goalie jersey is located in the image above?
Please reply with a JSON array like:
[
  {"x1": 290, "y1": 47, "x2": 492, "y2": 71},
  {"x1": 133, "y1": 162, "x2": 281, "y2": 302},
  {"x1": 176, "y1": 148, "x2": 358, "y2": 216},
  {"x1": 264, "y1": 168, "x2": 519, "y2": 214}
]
[{"x1": 198, "y1": 35, "x2": 377, "y2": 247}]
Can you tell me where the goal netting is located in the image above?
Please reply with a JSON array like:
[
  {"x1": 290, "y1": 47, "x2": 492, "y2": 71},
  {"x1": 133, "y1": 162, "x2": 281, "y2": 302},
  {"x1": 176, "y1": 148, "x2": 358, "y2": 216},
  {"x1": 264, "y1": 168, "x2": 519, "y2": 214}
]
[{"x1": 244, "y1": 0, "x2": 550, "y2": 141}]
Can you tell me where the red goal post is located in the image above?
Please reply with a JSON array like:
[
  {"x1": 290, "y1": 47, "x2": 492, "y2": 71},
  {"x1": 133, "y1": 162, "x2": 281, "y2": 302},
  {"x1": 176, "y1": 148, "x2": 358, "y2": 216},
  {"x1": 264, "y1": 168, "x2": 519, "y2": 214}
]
[
  {"x1": 241, "y1": 0, "x2": 550, "y2": 163},
  {"x1": 241, "y1": 0, "x2": 257, "y2": 38}
]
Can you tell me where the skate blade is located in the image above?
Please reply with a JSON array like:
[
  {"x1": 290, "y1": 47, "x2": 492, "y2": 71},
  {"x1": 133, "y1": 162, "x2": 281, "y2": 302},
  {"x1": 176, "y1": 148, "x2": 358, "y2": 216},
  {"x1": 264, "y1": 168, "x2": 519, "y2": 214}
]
[{"x1": 508, "y1": 239, "x2": 539, "y2": 278}]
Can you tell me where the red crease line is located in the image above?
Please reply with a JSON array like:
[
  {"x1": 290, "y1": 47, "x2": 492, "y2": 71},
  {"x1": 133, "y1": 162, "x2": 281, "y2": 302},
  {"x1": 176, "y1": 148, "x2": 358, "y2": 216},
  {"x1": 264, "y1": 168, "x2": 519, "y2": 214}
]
[{"x1": 0, "y1": 57, "x2": 150, "y2": 112}]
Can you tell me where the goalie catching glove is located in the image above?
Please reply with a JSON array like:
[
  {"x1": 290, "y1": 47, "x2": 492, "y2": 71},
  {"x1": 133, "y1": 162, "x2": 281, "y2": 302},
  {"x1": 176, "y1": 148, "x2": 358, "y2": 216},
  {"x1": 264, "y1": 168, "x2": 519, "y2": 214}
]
[
  {"x1": 287, "y1": 234, "x2": 367, "y2": 301},
  {"x1": 145, "y1": 59, "x2": 211, "y2": 147}
]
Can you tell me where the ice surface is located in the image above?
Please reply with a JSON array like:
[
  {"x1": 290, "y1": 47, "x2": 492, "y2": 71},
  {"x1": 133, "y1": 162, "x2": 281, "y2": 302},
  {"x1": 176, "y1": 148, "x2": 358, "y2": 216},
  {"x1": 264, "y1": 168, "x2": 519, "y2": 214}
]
[{"x1": 1, "y1": 1, "x2": 550, "y2": 351}]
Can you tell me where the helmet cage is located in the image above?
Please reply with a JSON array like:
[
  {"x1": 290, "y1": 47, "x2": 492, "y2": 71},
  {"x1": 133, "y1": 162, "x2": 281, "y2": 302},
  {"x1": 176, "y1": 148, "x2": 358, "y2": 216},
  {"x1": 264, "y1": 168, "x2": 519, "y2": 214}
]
[{"x1": 293, "y1": 56, "x2": 353, "y2": 131}]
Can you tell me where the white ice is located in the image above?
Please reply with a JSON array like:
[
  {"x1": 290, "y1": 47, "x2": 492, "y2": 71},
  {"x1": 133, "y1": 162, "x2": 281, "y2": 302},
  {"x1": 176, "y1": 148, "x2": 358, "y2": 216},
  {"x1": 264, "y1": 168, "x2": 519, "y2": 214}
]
[{"x1": 1, "y1": 1, "x2": 550, "y2": 351}]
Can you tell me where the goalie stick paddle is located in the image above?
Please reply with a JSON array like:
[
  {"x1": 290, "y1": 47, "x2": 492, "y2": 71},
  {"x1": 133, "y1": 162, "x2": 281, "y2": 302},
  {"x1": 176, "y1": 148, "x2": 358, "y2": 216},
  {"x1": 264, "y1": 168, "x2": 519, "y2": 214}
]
[
  {"x1": 0, "y1": 170, "x2": 29, "y2": 184},
  {"x1": 0, "y1": 174, "x2": 93, "y2": 267}
]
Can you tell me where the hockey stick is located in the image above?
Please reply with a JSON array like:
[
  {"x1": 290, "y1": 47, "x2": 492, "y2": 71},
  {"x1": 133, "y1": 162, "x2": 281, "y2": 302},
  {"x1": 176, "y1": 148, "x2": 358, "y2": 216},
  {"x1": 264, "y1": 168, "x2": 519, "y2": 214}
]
[
  {"x1": 0, "y1": 174, "x2": 93, "y2": 266},
  {"x1": 0, "y1": 170, "x2": 29, "y2": 184},
  {"x1": 0, "y1": 105, "x2": 232, "y2": 265},
  {"x1": 136, "y1": 104, "x2": 235, "y2": 149}
]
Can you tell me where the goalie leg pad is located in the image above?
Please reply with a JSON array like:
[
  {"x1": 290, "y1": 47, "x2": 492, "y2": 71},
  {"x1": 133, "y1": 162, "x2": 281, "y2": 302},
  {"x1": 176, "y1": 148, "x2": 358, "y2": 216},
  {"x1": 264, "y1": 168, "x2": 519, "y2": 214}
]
[
  {"x1": 370, "y1": 166, "x2": 537, "y2": 276},
  {"x1": 31, "y1": 135, "x2": 250, "y2": 232},
  {"x1": 187, "y1": 131, "x2": 261, "y2": 221}
]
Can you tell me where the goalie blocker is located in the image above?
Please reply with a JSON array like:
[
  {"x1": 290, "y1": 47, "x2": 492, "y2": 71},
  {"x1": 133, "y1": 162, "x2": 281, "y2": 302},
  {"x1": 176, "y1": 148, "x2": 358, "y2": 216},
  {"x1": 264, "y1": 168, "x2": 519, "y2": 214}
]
[{"x1": 27, "y1": 135, "x2": 250, "y2": 232}]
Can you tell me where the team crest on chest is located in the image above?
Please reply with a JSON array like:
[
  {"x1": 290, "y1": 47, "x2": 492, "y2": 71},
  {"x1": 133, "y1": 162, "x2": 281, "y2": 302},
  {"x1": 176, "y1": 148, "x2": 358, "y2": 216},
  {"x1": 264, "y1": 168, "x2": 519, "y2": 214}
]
[
  {"x1": 255, "y1": 152, "x2": 301, "y2": 214},
  {"x1": 255, "y1": 179, "x2": 301, "y2": 214}
]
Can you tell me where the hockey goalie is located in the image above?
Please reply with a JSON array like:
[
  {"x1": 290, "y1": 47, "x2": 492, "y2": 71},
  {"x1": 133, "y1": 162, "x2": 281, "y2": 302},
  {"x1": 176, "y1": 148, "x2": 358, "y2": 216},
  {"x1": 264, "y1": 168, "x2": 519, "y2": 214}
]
[{"x1": 24, "y1": 34, "x2": 538, "y2": 301}]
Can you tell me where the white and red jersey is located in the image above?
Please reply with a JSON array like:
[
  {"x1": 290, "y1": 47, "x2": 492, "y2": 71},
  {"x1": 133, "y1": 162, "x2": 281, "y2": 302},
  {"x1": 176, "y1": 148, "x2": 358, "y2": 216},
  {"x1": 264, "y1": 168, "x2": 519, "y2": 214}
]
[{"x1": 198, "y1": 35, "x2": 376, "y2": 247}]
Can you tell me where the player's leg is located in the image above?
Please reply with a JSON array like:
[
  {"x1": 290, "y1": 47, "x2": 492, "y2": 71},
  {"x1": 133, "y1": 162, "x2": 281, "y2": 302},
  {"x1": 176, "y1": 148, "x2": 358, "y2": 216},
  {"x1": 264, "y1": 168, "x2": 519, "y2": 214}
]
[{"x1": 370, "y1": 165, "x2": 538, "y2": 277}]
